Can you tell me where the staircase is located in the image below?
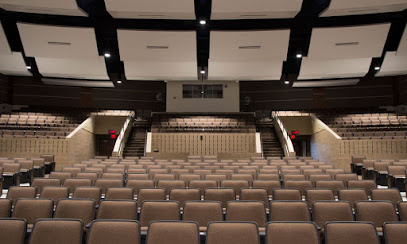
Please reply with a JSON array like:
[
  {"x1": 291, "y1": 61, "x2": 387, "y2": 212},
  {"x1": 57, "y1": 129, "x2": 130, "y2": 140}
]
[
  {"x1": 123, "y1": 126, "x2": 148, "y2": 157},
  {"x1": 256, "y1": 119, "x2": 284, "y2": 158}
]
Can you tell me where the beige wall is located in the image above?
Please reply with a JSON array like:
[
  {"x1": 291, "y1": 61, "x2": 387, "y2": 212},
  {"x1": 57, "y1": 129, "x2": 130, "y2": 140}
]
[
  {"x1": 166, "y1": 80, "x2": 240, "y2": 112},
  {"x1": 280, "y1": 116, "x2": 313, "y2": 135},
  {"x1": 94, "y1": 116, "x2": 127, "y2": 135}
]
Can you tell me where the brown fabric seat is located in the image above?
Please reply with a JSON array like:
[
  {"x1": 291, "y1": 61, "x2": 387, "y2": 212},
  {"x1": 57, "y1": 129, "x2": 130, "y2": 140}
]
[
  {"x1": 206, "y1": 222, "x2": 259, "y2": 244},
  {"x1": 40, "y1": 186, "x2": 69, "y2": 206},
  {"x1": 399, "y1": 202, "x2": 407, "y2": 221},
  {"x1": 305, "y1": 189, "x2": 335, "y2": 208},
  {"x1": 266, "y1": 222, "x2": 319, "y2": 244},
  {"x1": 97, "y1": 200, "x2": 138, "y2": 220},
  {"x1": 188, "y1": 180, "x2": 218, "y2": 196},
  {"x1": 284, "y1": 180, "x2": 313, "y2": 197},
  {"x1": 334, "y1": 173, "x2": 358, "y2": 183},
  {"x1": 347, "y1": 180, "x2": 377, "y2": 196},
  {"x1": 105, "y1": 187, "x2": 134, "y2": 200},
  {"x1": 182, "y1": 201, "x2": 223, "y2": 232},
  {"x1": 252, "y1": 180, "x2": 281, "y2": 198},
  {"x1": 75, "y1": 172, "x2": 98, "y2": 184},
  {"x1": 94, "y1": 179, "x2": 124, "y2": 195},
  {"x1": 338, "y1": 188, "x2": 368, "y2": 209},
  {"x1": 308, "y1": 174, "x2": 332, "y2": 185},
  {"x1": 220, "y1": 180, "x2": 250, "y2": 197},
  {"x1": 72, "y1": 186, "x2": 102, "y2": 205},
  {"x1": 383, "y1": 222, "x2": 407, "y2": 244},
  {"x1": 204, "y1": 188, "x2": 236, "y2": 208},
  {"x1": 371, "y1": 189, "x2": 402, "y2": 209},
  {"x1": 127, "y1": 173, "x2": 150, "y2": 180},
  {"x1": 126, "y1": 180, "x2": 155, "y2": 197},
  {"x1": 54, "y1": 199, "x2": 96, "y2": 227},
  {"x1": 315, "y1": 180, "x2": 345, "y2": 197},
  {"x1": 169, "y1": 188, "x2": 201, "y2": 208},
  {"x1": 226, "y1": 201, "x2": 267, "y2": 231},
  {"x1": 272, "y1": 189, "x2": 302, "y2": 201},
  {"x1": 325, "y1": 221, "x2": 379, "y2": 244},
  {"x1": 179, "y1": 174, "x2": 201, "y2": 183},
  {"x1": 146, "y1": 221, "x2": 199, "y2": 244},
  {"x1": 257, "y1": 174, "x2": 280, "y2": 181},
  {"x1": 139, "y1": 201, "x2": 180, "y2": 231},
  {"x1": 49, "y1": 172, "x2": 73, "y2": 182},
  {"x1": 87, "y1": 220, "x2": 140, "y2": 244},
  {"x1": 0, "y1": 218, "x2": 27, "y2": 243},
  {"x1": 312, "y1": 201, "x2": 354, "y2": 234},
  {"x1": 355, "y1": 200, "x2": 398, "y2": 232},
  {"x1": 269, "y1": 201, "x2": 310, "y2": 222},
  {"x1": 240, "y1": 188, "x2": 269, "y2": 209},
  {"x1": 137, "y1": 188, "x2": 166, "y2": 210},
  {"x1": 156, "y1": 180, "x2": 186, "y2": 196},
  {"x1": 31, "y1": 178, "x2": 61, "y2": 195},
  {"x1": 101, "y1": 173, "x2": 124, "y2": 179},
  {"x1": 29, "y1": 219, "x2": 83, "y2": 244},
  {"x1": 12, "y1": 199, "x2": 54, "y2": 229},
  {"x1": 0, "y1": 199, "x2": 12, "y2": 217},
  {"x1": 7, "y1": 186, "x2": 37, "y2": 207},
  {"x1": 283, "y1": 174, "x2": 306, "y2": 181},
  {"x1": 204, "y1": 174, "x2": 227, "y2": 184}
]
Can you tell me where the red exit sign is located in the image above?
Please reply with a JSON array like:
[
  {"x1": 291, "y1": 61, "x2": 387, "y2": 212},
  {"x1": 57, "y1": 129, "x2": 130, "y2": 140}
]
[
  {"x1": 108, "y1": 130, "x2": 116, "y2": 134},
  {"x1": 292, "y1": 130, "x2": 299, "y2": 135}
]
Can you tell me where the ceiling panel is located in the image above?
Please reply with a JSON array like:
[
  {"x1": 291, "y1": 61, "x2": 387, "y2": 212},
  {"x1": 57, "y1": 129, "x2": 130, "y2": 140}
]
[
  {"x1": 298, "y1": 57, "x2": 372, "y2": 80},
  {"x1": 209, "y1": 30, "x2": 290, "y2": 80},
  {"x1": 118, "y1": 29, "x2": 197, "y2": 80},
  {"x1": 17, "y1": 23, "x2": 100, "y2": 59},
  {"x1": 0, "y1": 0, "x2": 87, "y2": 16},
  {"x1": 105, "y1": 0, "x2": 195, "y2": 19},
  {"x1": 35, "y1": 57, "x2": 109, "y2": 80},
  {"x1": 377, "y1": 52, "x2": 407, "y2": 77},
  {"x1": 397, "y1": 24, "x2": 407, "y2": 56},
  {"x1": 42, "y1": 78, "x2": 114, "y2": 88},
  {"x1": 293, "y1": 79, "x2": 360, "y2": 88},
  {"x1": 321, "y1": 0, "x2": 407, "y2": 17},
  {"x1": 307, "y1": 24, "x2": 390, "y2": 60},
  {"x1": 211, "y1": 0, "x2": 303, "y2": 19}
]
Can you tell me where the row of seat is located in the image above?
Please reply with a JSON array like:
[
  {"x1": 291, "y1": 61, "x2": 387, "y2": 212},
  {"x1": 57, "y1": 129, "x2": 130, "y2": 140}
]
[
  {"x1": 4, "y1": 218, "x2": 403, "y2": 244},
  {"x1": 339, "y1": 131, "x2": 407, "y2": 140},
  {"x1": 0, "y1": 129, "x2": 74, "y2": 139},
  {"x1": 1, "y1": 197, "x2": 406, "y2": 236}
]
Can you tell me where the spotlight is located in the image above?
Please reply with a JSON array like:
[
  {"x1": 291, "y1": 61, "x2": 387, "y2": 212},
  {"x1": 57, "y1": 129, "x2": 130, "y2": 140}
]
[
  {"x1": 296, "y1": 54, "x2": 302, "y2": 58},
  {"x1": 117, "y1": 80, "x2": 122, "y2": 84},
  {"x1": 26, "y1": 66, "x2": 32, "y2": 70},
  {"x1": 284, "y1": 80, "x2": 290, "y2": 85},
  {"x1": 104, "y1": 53, "x2": 111, "y2": 58},
  {"x1": 199, "y1": 20, "x2": 206, "y2": 25},
  {"x1": 200, "y1": 70, "x2": 206, "y2": 74},
  {"x1": 374, "y1": 66, "x2": 380, "y2": 71}
]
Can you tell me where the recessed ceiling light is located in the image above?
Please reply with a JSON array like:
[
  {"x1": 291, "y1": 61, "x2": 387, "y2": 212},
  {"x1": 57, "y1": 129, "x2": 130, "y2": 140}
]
[
  {"x1": 284, "y1": 80, "x2": 290, "y2": 84},
  {"x1": 26, "y1": 66, "x2": 32, "y2": 70},
  {"x1": 201, "y1": 91, "x2": 205, "y2": 94},
  {"x1": 199, "y1": 20, "x2": 206, "y2": 25},
  {"x1": 117, "y1": 80, "x2": 122, "y2": 84},
  {"x1": 104, "y1": 53, "x2": 111, "y2": 58},
  {"x1": 164, "y1": 80, "x2": 168, "y2": 83},
  {"x1": 374, "y1": 66, "x2": 380, "y2": 71},
  {"x1": 200, "y1": 70, "x2": 206, "y2": 74},
  {"x1": 296, "y1": 54, "x2": 302, "y2": 58}
]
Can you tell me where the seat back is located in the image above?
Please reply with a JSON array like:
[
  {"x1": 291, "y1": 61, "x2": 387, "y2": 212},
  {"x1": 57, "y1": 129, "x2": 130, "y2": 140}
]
[
  {"x1": 325, "y1": 222, "x2": 379, "y2": 244},
  {"x1": 371, "y1": 189, "x2": 402, "y2": 209},
  {"x1": 97, "y1": 200, "x2": 138, "y2": 220},
  {"x1": 0, "y1": 199, "x2": 12, "y2": 217},
  {"x1": 239, "y1": 188, "x2": 268, "y2": 208},
  {"x1": 399, "y1": 202, "x2": 407, "y2": 221},
  {"x1": 252, "y1": 180, "x2": 280, "y2": 197},
  {"x1": 272, "y1": 189, "x2": 302, "y2": 201},
  {"x1": 7, "y1": 186, "x2": 37, "y2": 207},
  {"x1": 188, "y1": 180, "x2": 218, "y2": 196},
  {"x1": 169, "y1": 188, "x2": 201, "y2": 207},
  {"x1": 182, "y1": 201, "x2": 222, "y2": 231},
  {"x1": 12, "y1": 199, "x2": 54, "y2": 225},
  {"x1": 49, "y1": 172, "x2": 73, "y2": 182},
  {"x1": 54, "y1": 199, "x2": 95, "y2": 226},
  {"x1": 225, "y1": 201, "x2": 266, "y2": 228},
  {"x1": 355, "y1": 201, "x2": 398, "y2": 229},
  {"x1": 87, "y1": 220, "x2": 140, "y2": 244},
  {"x1": 383, "y1": 222, "x2": 407, "y2": 244},
  {"x1": 220, "y1": 180, "x2": 250, "y2": 196},
  {"x1": 139, "y1": 201, "x2": 180, "y2": 228},
  {"x1": 269, "y1": 201, "x2": 310, "y2": 221},
  {"x1": 283, "y1": 180, "x2": 313, "y2": 196},
  {"x1": 206, "y1": 222, "x2": 259, "y2": 244},
  {"x1": 94, "y1": 179, "x2": 124, "y2": 194},
  {"x1": 72, "y1": 187, "x2": 102, "y2": 205},
  {"x1": 266, "y1": 222, "x2": 319, "y2": 244},
  {"x1": 312, "y1": 201, "x2": 354, "y2": 229},
  {"x1": 156, "y1": 180, "x2": 186, "y2": 196},
  {"x1": 347, "y1": 180, "x2": 377, "y2": 196},
  {"x1": 126, "y1": 180, "x2": 154, "y2": 196},
  {"x1": 31, "y1": 178, "x2": 61, "y2": 195},
  {"x1": 305, "y1": 189, "x2": 335, "y2": 208},
  {"x1": 105, "y1": 187, "x2": 134, "y2": 200},
  {"x1": 146, "y1": 221, "x2": 199, "y2": 244},
  {"x1": 29, "y1": 219, "x2": 83, "y2": 244},
  {"x1": 315, "y1": 180, "x2": 345, "y2": 196},
  {"x1": 0, "y1": 218, "x2": 27, "y2": 243},
  {"x1": 338, "y1": 188, "x2": 368, "y2": 209},
  {"x1": 204, "y1": 188, "x2": 236, "y2": 208},
  {"x1": 40, "y1": 186, "x2": 69, "y2": 205}
]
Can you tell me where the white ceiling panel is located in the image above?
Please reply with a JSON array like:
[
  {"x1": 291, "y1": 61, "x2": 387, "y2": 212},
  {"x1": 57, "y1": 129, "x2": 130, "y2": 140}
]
[
  {"x1": 397, "y1": 24, "x2": 407, "y2": 56},
  {"x1": 210, "y1": 30, "x2": 290, "y2": 61},
  {"x1": 0, "y1": 52, "x2": 32, "y2": 76},
  {"x1": 298, "y1": 57, "x2": 372, "y2": 80},
  {"x1": 321, "y1": 0, "x2": 407, "y2": 17},
  {"x1": 105, "y1": 0, "x2": 195, "y2": 19},
  {"x1": 293, "y1": 79, "x2": 360, "y2": 88},
  {"x1": 42, "y1": 78, "x2": 114, "y2": 88},
  {"x1": 0, "y1": 0, "x2": 86, "y2": 16},
  {"x1": 18, "y1": 23, "x2": 100, "y2": 59},
  {"x1": 211, "y1": 0, "x2": 303, "y2": 19},
  {"x1": 35, "y1": 57, "x2": 109, "y2": 80},
  {"x1": 0, "y1": 24, "x2": 11, "y2": 55},
  {"x1": 118, "y1": 30, "x2": 197, "y2": 80},
  {"x1": 124, "y1": 61, "x2": 197, "y2": 81},
  {"x1": 209, "y1": 61, "x2": 283, "y2": 80},
  {"x1": 377, "y1": 52, "x2": 407, "y2": 77},
  {"x1": 308, "y1": 24, "x2": 390, "y2": 60},
  {"x1": 209, "y1": 30, "x2": 290, "y2": 80}
]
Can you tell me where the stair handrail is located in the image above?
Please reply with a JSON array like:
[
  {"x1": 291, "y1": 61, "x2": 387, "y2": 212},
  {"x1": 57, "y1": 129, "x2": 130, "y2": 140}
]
[
  {"x1": 272, "y1": 112, "x2": 296, "y2": 157},
  {"x1": 112, "y1": 115, "x2": 134, "y2": 157}
]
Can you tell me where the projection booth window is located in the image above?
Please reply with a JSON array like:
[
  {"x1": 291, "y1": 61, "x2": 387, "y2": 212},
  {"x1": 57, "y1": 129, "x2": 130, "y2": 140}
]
[{"x1": 183, "y1": 84, "x2": 223, "y2": 99}]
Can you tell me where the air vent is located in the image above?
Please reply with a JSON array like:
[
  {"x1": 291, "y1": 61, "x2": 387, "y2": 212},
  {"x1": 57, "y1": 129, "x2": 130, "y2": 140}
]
[
  {"x1": 349, "y1": 9, "x2": 379, "y2": 13},
  {"x1": 239, "y1": 46, "x2": 261, "y2": 49},
  {"x1": 147, "y1": 46, "x2": 169, "y2": 49},
  {"x1": 48, "y1": 41, "x2": 72, "y2": 46},
  {"x1": 335, "y1": 42, "x2": 359, "y2": 46},
  {"x1": 240, "y1": 14, "x2": 267, "y2": 17}
]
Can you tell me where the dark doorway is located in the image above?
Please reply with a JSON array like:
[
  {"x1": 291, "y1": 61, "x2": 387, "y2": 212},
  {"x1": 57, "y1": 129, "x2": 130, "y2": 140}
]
[{"x1": 96, "y1": 135, "x2": 116, "y2": 156}]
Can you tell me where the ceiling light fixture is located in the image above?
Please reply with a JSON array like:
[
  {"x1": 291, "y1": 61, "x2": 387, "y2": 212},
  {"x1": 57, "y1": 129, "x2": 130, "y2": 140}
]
[
  {"x1": 285, "y1": 80, "x2": 290, "y2": 85},
  {"x1": 200, "y1": 70, "x2": 206, "y2": 74},
  {"x1": 26, "y1": 65, "x2": 32, "y2": 70},
  {"x1": 296, "y1": 54, "x2": 302, "y2": 58},
  {"x1": 374, "y1": 66, "x2": 380, "y2": 71},
  {"x1": 199, "y1": 20, "x2": 206, "y2": 25},
  {"x1": 104, "y1": 53, "x2": 111, "y2": 58}
]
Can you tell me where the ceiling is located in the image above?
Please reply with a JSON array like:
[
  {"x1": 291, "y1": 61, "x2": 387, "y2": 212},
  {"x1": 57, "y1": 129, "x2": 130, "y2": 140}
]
[{"x1": 0, "y1": 0, "x2": 406, "y2": 88}]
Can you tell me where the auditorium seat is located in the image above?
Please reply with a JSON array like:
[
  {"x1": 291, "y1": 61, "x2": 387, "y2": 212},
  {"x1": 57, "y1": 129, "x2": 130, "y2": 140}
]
[
  {"x1": 305, "y1": 189, "x2": 335, "y2": 208},
  {"x1": 63, "y1": 178, "x2": 92, "y2": 195},
  {"x1": 269, "y1": 201, "x2": 310, "y2": 222},
  {"x1": 40, "y1": 186, "x2": 69, "y2": 207},
  {"x1": 29, "y1": 219, "x2": 83, "y2": 244},
  {"x1": 266, "y1": 222, "x2": 319, "y2": 244},
  {"x1": 205, "y1": 174, "x2": 227, "y2": 183},
  {"x1": 204, "y1": 188, "x2": 236, "y2": 209},
  {"x1": 2, "y1": 163, "x2": 21, "y2": 188},
  {"x1": 334, "y1": 173, "x2": 358, "y2": 183},
  {"x1": 220, "y1": 180, "x2": 250, "y2": 197},
  {"x1": 338, "y1": 189, "x2": 368, "y2": 209},
  {"x1": 315, "y1": 180, "x2": 345, "y2": 197},
  {"x1": 72, "y1": 187, "x2": 102, "y2": 205},
  {"x1": 226, "y1": 201, "x2": 266, "y2": 232},
  {"x1": 252, "y1": 180, "x2": 281, "y2": 198},
  {"x1": 87, "y1": 220, "x2": 140, "y2": 244},
  {"x1": 127, "y1": 173, "x2": 149, "y2": 180},
  {"x1": 312, "y1": 201, "x2": 354, "y2": 236},
  {"x1": 54, "y1": 199, "x2": 95, "y2": 229},
  {"x1": 7, "y1": 186, "x2": 37, "y2": 207},
  {"x1": 188, "y1": 180, "x2": 218, "y2": 196},
  {"x1": 182, "y1": 201, "x2": 223, "y2": 232},
  {"x1": 94, "y1": 179, "x2": 124, "y2": 195},
  {"x1": 239, "y1": 188, "x2": 269, "y2": 209},
  {"x1": 347, "y1": 180, "x2": 377, "y2": 196},
  {"x1": 325, "y1": 221, "x2": 379, "y2": 244},
  {"x1": 156, "y1": 180, "x2": 186, "y2": 196},
  {"x1": 284, "y1": 180, "x2": 313, "y2": 197},
  {"x1": 0, "y1": 218, "x2": 27, "y2": 243},
  {"x1": 146, "y1": 221, "x2": 199, "y2": 244},
  {"x1": 126, "y1": 180, "x2": 155, "y2": 197},
  {"x1": 105, "y1": 187, "x2": 134, "y2": 200},
  {"x1": 32, "y1": 178, "x2": 61, "y2": 195},
  {"x1": 12, "y1": 199, "x2": 54, "y2": 229},
  {"x1": 387, "y1": 166, "x2": 406, "y2": 190},
  {"x1": 139, "y1": 201, "x2": 180, "y2": 231},
  {"x1": 97, "y1": 200, "x2": 138, "y2": 220},
  {"x1": 169, "y1": 188, "x2": 201, "y2": 208},
  {"x1": 206, "y1": 222, "x2": 259, "y2": 244},
  {"x1": 272, "y1": 189, "x2": 302, "y2": 201},
  {"x1": 355, "y1": 201, "x2": 398, "y2": 232},
  {"x1": 283, "y1": 174, "x2": 306, "y2": 181},
  {"x1": 383, "y1": 222, "x2": 407, "y2": 244},
  {"x1": 0, "y1": 199, "x2": 11, "y2": 217},
  {"x1": 50, "y1": 172, "x2": 73, "y2": 182}
]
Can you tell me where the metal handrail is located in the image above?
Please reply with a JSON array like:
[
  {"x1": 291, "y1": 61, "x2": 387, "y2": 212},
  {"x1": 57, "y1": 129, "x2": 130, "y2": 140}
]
[
  {"x1": 112, "y1": 115, "x2": 134, "y2": 157},
  {"x1": 272, "y1": 112, "x2": 295, "y2": 156}
]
